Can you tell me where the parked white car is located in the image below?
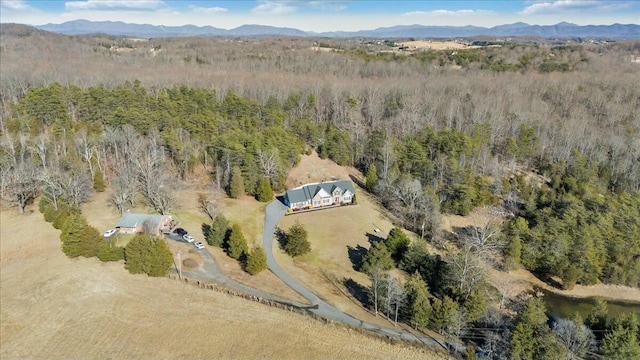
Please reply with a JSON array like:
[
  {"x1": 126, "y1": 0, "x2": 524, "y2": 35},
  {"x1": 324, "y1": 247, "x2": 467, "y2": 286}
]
[
  {"x1": 194, "y1": 242, "x2": 205, "y2": 250},
  {"x1": 103, "y1": 229, "x2": 117, "y2": 238},
  {"x1": 183, "y1": 234, "x2": 195, "y2": 243}
]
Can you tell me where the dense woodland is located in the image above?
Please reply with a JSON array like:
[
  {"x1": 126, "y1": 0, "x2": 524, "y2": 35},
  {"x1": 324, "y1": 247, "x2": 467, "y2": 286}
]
[{"x1": 1, "y1": 24, "x2": 639, "y2": 359}]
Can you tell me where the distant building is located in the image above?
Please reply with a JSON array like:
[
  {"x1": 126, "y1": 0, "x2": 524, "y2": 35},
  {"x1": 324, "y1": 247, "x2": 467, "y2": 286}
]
[
  {"x1": 116, "y1": 213, "x2": 172, "y2": 236},
  {"x1": 284, "y1": 180, "x2": 355, "y2": 211}
]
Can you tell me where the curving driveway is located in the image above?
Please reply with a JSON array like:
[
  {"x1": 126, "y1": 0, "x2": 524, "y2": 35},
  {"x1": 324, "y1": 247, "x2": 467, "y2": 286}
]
[{"x1": 262, "y1": 200, "x2": 453, "y2": 348}]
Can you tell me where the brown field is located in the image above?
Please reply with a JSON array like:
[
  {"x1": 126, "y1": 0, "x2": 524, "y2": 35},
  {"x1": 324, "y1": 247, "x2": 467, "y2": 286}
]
[
  {"x1": 0, "y1": 204, "x2": 449, "y2": 359},
  {"x1": 277, "y1": 153, "x2": 445, "y2": 341}
]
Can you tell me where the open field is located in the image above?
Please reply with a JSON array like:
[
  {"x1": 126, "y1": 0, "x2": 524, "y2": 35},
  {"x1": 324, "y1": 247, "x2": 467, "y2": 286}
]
[
  {"x1": 0, "y1": 204, "x2": 450, "y2": 359},
  {"x1": 81, "y1": 182, "x2": 308, "y2": 304},
  {"x1": 277, "y1": 153, "x2": 444, "y2": 337}
]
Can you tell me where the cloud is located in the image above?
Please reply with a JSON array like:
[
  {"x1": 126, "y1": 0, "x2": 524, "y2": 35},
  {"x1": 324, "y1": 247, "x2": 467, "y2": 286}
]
[
  {"x1": 404, "y1": 9, "x2": 495, "y2": 17},
  {"x1": 1, "y1": 0, "x2": 33, "y2": 10},
  {"x1": 188, "y1": 5, "x2": 228, "y2": 14},
  {"x1": 65, "y1": 0, "x2": 165, "y2": 11},
  {"x1": 307, "y1": 1, "x2": 347, "y2": 11},
  {"x1": 520, "y1": 0, "x2": 635, "y2": 15},
  {"x1": 251, "y1": 1, "x2": 298, "y2": 15}
]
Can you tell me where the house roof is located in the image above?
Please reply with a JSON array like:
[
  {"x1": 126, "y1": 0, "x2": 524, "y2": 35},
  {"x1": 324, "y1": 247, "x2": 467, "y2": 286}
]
[
  {"x1": 116, "y1": 213, "x2": 166, "y2": 228},
  {"x1": 285, "y1": 180, "x2": 355, "y2": 204}
]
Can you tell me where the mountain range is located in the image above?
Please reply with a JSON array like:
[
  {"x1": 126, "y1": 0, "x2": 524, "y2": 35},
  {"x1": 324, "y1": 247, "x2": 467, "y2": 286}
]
[{"x1": 34, "y1": 20, "x2": 640, "y2": 39}]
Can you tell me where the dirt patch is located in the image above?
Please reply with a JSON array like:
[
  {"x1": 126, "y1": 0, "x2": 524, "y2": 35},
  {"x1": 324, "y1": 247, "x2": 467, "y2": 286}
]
[{"x1": 0, "y1": 204, "x2": 448, "y2": 360}]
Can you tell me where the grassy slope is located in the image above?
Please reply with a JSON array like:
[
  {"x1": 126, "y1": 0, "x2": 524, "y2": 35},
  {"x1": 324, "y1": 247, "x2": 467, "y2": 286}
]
[{"x1": 0, "y1": 203, "x2": 449, "y2": 360}]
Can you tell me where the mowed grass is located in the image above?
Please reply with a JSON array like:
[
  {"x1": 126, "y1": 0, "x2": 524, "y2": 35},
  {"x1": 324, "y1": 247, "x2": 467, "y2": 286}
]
[
  {"x1": 275, "y1": 186, "x2": 407, "y2": 328},
  {"x1": 0, "y1": 207, "x2": 449, "y2": 360}
]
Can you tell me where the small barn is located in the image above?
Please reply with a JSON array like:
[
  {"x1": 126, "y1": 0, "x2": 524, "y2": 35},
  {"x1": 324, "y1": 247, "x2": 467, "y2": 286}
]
[{"x1": 115, "y1": 213, "x2": 172, "y2": 236}]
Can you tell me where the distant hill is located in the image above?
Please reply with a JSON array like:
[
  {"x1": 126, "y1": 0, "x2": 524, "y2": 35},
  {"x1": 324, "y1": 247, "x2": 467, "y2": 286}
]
[{"x1": 33, "y1": 20, "x2": 640, "y2": 39}]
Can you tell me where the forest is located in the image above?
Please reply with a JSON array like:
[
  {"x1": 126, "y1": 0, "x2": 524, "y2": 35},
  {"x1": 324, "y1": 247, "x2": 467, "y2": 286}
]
[{"x1": 1, "y1": 24, "x2": 639, "y2": 359}]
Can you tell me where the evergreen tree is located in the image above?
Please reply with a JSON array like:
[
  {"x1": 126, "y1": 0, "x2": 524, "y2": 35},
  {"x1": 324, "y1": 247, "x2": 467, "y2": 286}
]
[
  {"x1": 504, "y1": 234, "x2": 523, "y2": 271},
  {"x1": 226, "y1": 224, "x2": 248, "y2": 260},
  {"x1": 361, "y1": 241, "x2": 394, "y2": 273},
  {"x1": 245, "y1": 246, "x2": 268, "y2": 275},
  {"x1": 93, "y1": 167, "x2": 106, "y2": 192},
  {"x1": 586, "y1": 298, "x2": 609, "y2": 332},
  {"x1": 124, "y1": 234, "x2": 173, "y2": 277},
  {"x1": 365, "y1": 164, "x2": 378, "y2": 192},
  {"x1": 510, "y1": 297, "x2": 562, "y2": 360},
  {"x1": 255, "y1": 177, "x2": 274, "y2": 202},
  {"x1": 229, "y1": 166, "x2": 245, "y2": 199},
  {"x1": 430, "y1": 295, "x2": 459, "y2": 334},
  {"x1": 97, "y1": 238, "x2": 124, "y2": 262},
  {"x1": 385, "y1": 226, "x2": 411, "y2": 262},
  {"x1": 284, "y1": 222, "x2": 311, "y2": 257},
  {"x1": 60, "y1": 214, "x2": 101, "y2": 258},
  {"x1": 404, "y1": 272, "x2": 432, "y2": 328},
  {"x1": 207, "y1": 214, "x2": 230, "y2": 247},
  {"x1": 600, "y1": 314, "x2": 640, "y2": 360}
]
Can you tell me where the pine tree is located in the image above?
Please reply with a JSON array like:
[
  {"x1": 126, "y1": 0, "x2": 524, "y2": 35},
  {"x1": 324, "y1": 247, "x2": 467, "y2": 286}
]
[
  {"x1": 207, "y1": 214, "x2": 230, "y2": 247},
  {"x1": 361, "y1": 241, "x2": 394, "y2": 273},
  {"x1": 229, "y1": 166, "x2": 245, "y2": 199},
  {"x1": 245, "y1": 246, "x2": 268, "y2": 275},
  {"x1": 93, "y1": 167, "x2": 106, "y2": 192},
  {"x1": 385, "y1": 226, "x2": 410, "y2": 262},
  {"x1": 60, "y1": 214, "x2": 89, "y2": 258},
  {"x1": 600, "y1": 314, "x2": 640, "y2": 360},
  {"x1": 124, "y1": 234, "x2": 173, "y2": 277},
  {"x1": 365, "y1": 164, "x2": 378, "y2": 192},
  {"x1": 97, "y1": 238, "x2": 124, "y2": 262},
  {"x1": 60, "y1": 214, "x2": 101, "y2": 258},
  {"x1": 255, "y1": 177, "x2": 274, "y2": 202},
  {"x1": 226, "y1": 224, "x2": 248, "y2": 260},
  {"x1": 284, "y1": 222, "x2": 311, "y2": 257},
  {"x1": 404, "y1": 272, "x2": 432, "y2": 328}
]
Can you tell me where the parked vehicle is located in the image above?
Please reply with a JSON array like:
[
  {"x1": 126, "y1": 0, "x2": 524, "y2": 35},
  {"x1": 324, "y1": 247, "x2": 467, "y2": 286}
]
[
  {"x1": 194, "y1": 242, "x2": 205, "y2": 250},
  {"x1": 183, "y1": 234, "x2": 195, "y2": 243},
  {"x1": 175, "y1": 228, "x2": 187, "y2": 236},
  {"x1": 103, "y1": 229, "x2": 117, "y2": 238}
]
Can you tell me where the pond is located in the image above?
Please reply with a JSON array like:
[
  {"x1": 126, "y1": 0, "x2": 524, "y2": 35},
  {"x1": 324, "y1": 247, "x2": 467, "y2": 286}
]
[{"x1": 542, "y1": 289, "x2": 640, "y2": 321}]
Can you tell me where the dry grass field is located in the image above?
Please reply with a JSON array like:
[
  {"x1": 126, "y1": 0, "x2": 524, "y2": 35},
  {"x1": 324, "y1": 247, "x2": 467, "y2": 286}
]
[
  {"x1": 0, "y1": 203, "x2": 449, "y2": 359},
  {"x1": 277, "y1": 153, "x2": 431, "y2": 332}
]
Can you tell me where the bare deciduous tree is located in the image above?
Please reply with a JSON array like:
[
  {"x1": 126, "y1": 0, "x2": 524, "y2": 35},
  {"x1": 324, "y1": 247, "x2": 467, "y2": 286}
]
[
  {"x1": 63, "y1": 168, "x2": 93, "y2": 207},
  {"x1": 4, "y1": 161, "x2": 39, "y2": 213},
  {"x1": 197, "y1": 185, "x2": 221, "y2": 221},
  {"x1": 257, "y1": 148, "x2": 280, "y2": 184},
  {"x1": 552, "y1": 318, "x2": 596, "y2": 360}
]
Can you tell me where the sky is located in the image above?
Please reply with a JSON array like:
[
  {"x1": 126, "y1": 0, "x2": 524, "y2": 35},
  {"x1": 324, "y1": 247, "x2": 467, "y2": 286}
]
[{"x1": 1, "y1": 0, "x2": 639, "y2": 32}]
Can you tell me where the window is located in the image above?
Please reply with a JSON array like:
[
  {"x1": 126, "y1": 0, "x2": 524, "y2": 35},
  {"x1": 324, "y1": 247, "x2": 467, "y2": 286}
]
[
  {"x1": 344, "y1": 196, "x2": 351, "y2": 202},
  {"x1": 323, "y1": 198, "x2": 331, "y2": 204}
]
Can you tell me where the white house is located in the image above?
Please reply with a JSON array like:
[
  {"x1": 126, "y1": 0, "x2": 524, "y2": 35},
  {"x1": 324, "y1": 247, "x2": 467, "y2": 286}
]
[{"x1": 284, "y1": 180, "x2": 355, "y2": 211}]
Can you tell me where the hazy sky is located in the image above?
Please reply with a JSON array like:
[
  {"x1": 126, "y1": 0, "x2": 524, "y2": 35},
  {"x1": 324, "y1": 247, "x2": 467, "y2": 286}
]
[{"x1": 1, "y1": 0, "x2": 638, "y2": 32}]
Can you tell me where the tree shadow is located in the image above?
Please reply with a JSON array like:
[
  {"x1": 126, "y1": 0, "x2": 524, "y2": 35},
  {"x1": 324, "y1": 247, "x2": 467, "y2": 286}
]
[
  {"x1": 365, "y1": 232, "x2": 385, "y2": 245},
  {"x1": 201, "y1": 223, "x2": 212, "y2": 240},
  {"x1": 347, "y1": 244, "x2": 368, "y2": 271},
  {"x1": 349, "y1": 174, "x2": 366, "y2": 189},
  {"x1": 343, "y1": 278, "x2": 369, "y2": 307},
  {"x1": 532, "y1": 271, "x2": 564, "y2": 289},
  {"x1": 275, "y1": 228, "x2": 288, "y2": 250}
]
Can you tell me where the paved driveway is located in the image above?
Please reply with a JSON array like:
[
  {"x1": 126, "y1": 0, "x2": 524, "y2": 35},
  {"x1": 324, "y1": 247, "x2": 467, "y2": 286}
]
[{"x1": 262, "y1": 200, "x2": 454, "y2": 348}]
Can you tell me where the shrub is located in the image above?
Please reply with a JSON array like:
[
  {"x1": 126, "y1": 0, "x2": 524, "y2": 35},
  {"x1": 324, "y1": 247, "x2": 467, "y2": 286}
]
[
  {"x1": 245, "y1": 246, "x2": 268, "y2": 275},
  {"x1": 207, "y1": 214, "x2": 230, "y2": 247},
  {"x1": 283, "y1": 222, "x2": 310, "y2": 257},
  {"x1": 60, "y1": 214, "x2": 102, "y2": 258},
  {"x1": 124, "y1": 234, "x2": 173, "y2": 277},
  {"x1": 226, "y1": 224, "x2": 248, "y2": 260},
  {"x1": 255, "y1": 177, "x2": 274, "y2": 202},
  {"x1": 97, "y1": 239, "x2": 124, "y2": 262}
]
